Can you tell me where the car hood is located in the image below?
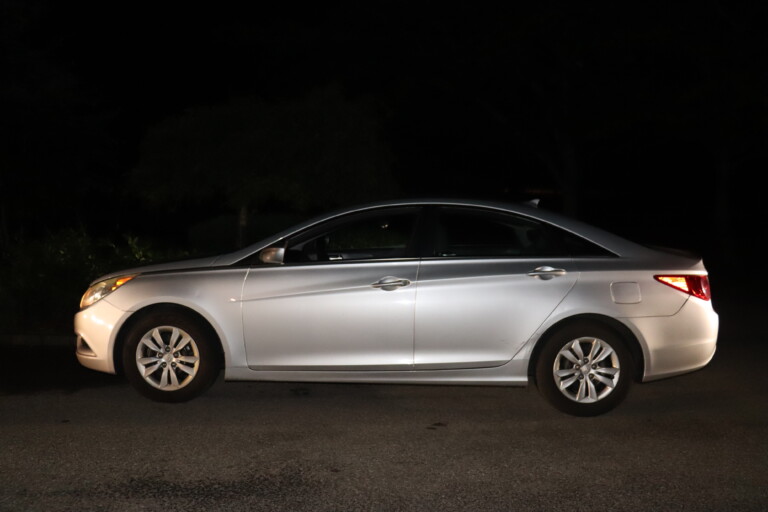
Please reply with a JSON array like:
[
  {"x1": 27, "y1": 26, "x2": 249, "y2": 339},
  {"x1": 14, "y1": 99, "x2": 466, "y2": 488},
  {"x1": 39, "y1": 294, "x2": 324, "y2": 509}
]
[{"x1": 89, "y1": 256, "x2": 222, "y2": 285}]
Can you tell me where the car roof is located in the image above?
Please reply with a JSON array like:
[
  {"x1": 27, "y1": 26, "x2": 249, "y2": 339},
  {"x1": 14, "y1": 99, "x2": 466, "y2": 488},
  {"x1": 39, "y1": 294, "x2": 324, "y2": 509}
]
[
  {"x1": 92, "y1": 198, "x2": 703, "y2": 284},
  {"x1": 216, "y1": 198, "x2": 654, "y2": 265}
]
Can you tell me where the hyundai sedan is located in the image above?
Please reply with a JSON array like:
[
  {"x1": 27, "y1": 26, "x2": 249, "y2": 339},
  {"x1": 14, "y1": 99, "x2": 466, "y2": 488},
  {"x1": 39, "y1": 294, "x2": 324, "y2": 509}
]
[{"x1": 75, "y1": 199, "x2": 718, "y2": 415}]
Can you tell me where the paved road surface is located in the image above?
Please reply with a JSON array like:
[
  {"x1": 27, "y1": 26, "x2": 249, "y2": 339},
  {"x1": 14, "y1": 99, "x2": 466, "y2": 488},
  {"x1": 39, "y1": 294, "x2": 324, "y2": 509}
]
[{"x1": 1, "y1": 297, "x2": 766, "y2": 511}]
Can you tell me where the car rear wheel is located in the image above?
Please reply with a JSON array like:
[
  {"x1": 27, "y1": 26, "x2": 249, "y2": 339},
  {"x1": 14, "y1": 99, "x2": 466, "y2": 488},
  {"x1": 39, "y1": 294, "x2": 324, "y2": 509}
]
[
  {"x1": 535, "y1": 321, "x2": 633, "y2": 416},
  {"x1": 122, "y1": 311, "x2": 221, "y2": 402}
]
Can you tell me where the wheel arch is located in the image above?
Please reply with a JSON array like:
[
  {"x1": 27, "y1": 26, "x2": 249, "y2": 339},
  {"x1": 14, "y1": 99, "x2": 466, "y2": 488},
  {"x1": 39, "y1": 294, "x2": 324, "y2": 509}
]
[
  {"x1": 527, "y1": 314, "x2": 645, "y2": 384},
  {"x1": 113, "y1": 303, "x2": 225, "y2": 375}
]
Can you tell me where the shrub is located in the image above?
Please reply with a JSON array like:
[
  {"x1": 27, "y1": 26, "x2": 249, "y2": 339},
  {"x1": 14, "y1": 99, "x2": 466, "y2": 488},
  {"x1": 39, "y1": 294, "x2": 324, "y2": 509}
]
[{"x1": 0, "y1": 227, "x2": 188, "y2": 334}]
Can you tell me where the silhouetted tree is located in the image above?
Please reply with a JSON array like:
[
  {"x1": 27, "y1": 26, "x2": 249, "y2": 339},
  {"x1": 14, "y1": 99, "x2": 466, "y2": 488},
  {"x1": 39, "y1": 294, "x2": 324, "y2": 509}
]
[
  {"x1": 0, "y1": 0, "x2": 123, "y2": 254},
  {"x1": 132, "y1": 85, "x2": 397, "y2": 247}
]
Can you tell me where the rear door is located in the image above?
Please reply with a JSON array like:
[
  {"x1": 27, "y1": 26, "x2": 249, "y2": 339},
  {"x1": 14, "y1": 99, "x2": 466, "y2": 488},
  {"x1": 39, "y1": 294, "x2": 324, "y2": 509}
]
[{"x1": 414, "y1": 206, "x2": 579, "y2": 369}]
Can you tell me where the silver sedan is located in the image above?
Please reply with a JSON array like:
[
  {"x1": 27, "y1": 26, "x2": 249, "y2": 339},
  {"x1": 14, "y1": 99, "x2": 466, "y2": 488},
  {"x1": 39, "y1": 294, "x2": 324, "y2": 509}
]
[{"x1": 75, "y1": 199, "x2": 718, "y2": 415}]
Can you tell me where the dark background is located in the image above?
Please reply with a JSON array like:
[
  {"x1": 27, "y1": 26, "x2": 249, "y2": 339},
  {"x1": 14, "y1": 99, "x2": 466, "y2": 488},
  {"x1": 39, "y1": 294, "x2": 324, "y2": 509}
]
[
  {"x1": 2, "y1": 6, "x2": 767, "y2": 510},
  {"x1": 1, "y1": 1, "x2": 766, "y2": 334}
]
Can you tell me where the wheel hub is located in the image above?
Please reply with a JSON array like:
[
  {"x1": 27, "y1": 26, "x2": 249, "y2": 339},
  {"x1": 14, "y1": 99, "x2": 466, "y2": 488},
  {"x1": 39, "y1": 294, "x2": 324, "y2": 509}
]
[
  {"x1": 135, "y1": 326, "x2": 200, "y2": 391},
  {"x1": 553, "y1": 336, "x2": 620, "y2": 404}
]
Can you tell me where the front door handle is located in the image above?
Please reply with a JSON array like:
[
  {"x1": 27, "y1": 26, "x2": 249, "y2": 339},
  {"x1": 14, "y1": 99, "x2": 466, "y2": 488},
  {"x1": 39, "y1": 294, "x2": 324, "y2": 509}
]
[
  {"x1": 527, "y1": 266, "x2": 567, "y2": 280},
  {"x1": 371, "y1": 276, "x2": 411, "y2": 291}
]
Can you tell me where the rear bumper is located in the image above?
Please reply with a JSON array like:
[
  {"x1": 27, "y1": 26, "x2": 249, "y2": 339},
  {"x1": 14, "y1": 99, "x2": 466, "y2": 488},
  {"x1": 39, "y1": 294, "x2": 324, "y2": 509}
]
[{"x1": 627, "y1": 298, "x2": 719, "y2": 381}]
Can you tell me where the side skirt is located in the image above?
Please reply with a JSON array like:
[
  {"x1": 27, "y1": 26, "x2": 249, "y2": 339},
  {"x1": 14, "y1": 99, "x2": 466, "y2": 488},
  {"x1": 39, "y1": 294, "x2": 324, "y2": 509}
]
[{"x1": 224, "y1": 359, "x2": 529, "y2": 386}]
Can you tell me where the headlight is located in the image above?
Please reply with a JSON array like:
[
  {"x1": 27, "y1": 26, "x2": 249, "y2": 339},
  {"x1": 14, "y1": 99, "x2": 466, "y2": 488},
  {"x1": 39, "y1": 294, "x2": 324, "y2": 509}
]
[{"x1": 80, "y1": 275, "x2": 137, "y2": 309}]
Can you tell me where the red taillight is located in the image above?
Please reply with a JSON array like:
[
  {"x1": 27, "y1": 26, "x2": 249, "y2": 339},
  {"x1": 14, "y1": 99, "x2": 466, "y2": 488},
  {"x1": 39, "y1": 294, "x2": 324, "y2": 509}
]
[{"x1": 654, "y1": 275, "x2": 711, "y2": 301}]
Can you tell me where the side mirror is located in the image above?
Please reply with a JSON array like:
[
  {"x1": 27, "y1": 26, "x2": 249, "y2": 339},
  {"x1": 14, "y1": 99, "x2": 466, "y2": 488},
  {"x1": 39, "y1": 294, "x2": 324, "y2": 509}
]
[{"x1": 259, "y1": 246, "x2": 285, "y2": 265}]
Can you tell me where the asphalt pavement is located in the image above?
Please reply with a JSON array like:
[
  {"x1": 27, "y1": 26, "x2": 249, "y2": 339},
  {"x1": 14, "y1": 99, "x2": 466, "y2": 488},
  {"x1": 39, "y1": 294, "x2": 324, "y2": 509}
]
[{"x1": 1, "y1": 293, "x2": 766, "y2": 512}]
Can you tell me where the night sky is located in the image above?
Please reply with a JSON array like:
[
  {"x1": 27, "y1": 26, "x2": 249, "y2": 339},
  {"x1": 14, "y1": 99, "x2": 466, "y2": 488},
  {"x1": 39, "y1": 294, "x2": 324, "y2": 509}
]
[{"x1": 2, "y1": 2, "x2": 767, "y2": 269}]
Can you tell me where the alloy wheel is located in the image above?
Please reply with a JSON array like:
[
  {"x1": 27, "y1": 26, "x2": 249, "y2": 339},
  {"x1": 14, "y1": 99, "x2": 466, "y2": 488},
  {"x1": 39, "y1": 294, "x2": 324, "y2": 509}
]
[
  {"x1": 135, "y1": 326, "x2": 200, "y2": 391},
  {"x1": 552, "y1": 336, "x2": 620, "y2": 403}
]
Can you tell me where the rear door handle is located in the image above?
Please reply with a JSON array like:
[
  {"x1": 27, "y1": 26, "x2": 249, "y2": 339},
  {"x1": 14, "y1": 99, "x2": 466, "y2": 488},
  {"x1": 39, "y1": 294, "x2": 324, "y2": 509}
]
[
  {"x1": 527, "y1": 266, "x2": 567, "y2": 280},
  {"x1": 371, "y1": 277, "x2": 411, "y2": 291}
]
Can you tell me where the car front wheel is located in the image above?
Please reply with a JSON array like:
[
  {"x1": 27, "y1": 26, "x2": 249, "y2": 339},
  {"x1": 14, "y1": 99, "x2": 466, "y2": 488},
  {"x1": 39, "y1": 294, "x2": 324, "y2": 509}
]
[
  {"x1": 535, "y1": 321, "x2": 633, "y2": 416},
  {"x1": 122, "y1": 311, "x2": 221, "y2": 402}
]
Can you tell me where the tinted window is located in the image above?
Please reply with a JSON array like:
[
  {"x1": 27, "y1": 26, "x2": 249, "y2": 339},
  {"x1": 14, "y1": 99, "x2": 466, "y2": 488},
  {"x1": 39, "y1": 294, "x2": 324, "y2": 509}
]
[
  {"x1": 563, "y1": 231, "x2": 616, "y2": 257},
  {"x1": 432, "y1": 207, "x2": 613, "y2": 258},
  {"x1": 284, "y1": 208, "x2": 419, "y2": 263}
]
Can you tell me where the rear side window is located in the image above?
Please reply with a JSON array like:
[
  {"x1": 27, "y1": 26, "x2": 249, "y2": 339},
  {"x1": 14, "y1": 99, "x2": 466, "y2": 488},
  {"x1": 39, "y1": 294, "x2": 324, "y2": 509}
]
[{"x1": 431, "y1": 207, "x2": 613, "y2": 258}]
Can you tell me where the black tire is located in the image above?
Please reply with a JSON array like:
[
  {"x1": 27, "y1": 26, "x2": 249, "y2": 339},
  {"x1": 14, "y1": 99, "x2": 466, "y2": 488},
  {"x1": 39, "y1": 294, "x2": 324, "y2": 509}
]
[
  {"x1": 535, "y1": 321, "x2": 634, "y2": 416},
  {"x1": 122, "y1": 310, "x2": 221, "y2": 402}
]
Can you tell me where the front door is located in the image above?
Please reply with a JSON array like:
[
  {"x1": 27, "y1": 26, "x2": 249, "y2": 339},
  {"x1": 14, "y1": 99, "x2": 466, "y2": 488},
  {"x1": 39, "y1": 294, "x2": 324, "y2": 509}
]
[{"x1": 242, "y1": 207, "x2": 422, "y2": 370}]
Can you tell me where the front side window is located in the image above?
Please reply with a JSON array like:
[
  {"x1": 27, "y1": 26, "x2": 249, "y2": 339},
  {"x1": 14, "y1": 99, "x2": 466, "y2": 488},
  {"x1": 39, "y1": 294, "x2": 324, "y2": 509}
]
[{"x1": 284, "y1": 208, "x2": 420, "y2": 263}]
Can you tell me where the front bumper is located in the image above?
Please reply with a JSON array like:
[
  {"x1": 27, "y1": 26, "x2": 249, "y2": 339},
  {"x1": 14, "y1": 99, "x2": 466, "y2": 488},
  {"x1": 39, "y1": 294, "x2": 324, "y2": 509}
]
[{"x1": 74, "y1": 299, "x2": 129, "y2": 374}]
